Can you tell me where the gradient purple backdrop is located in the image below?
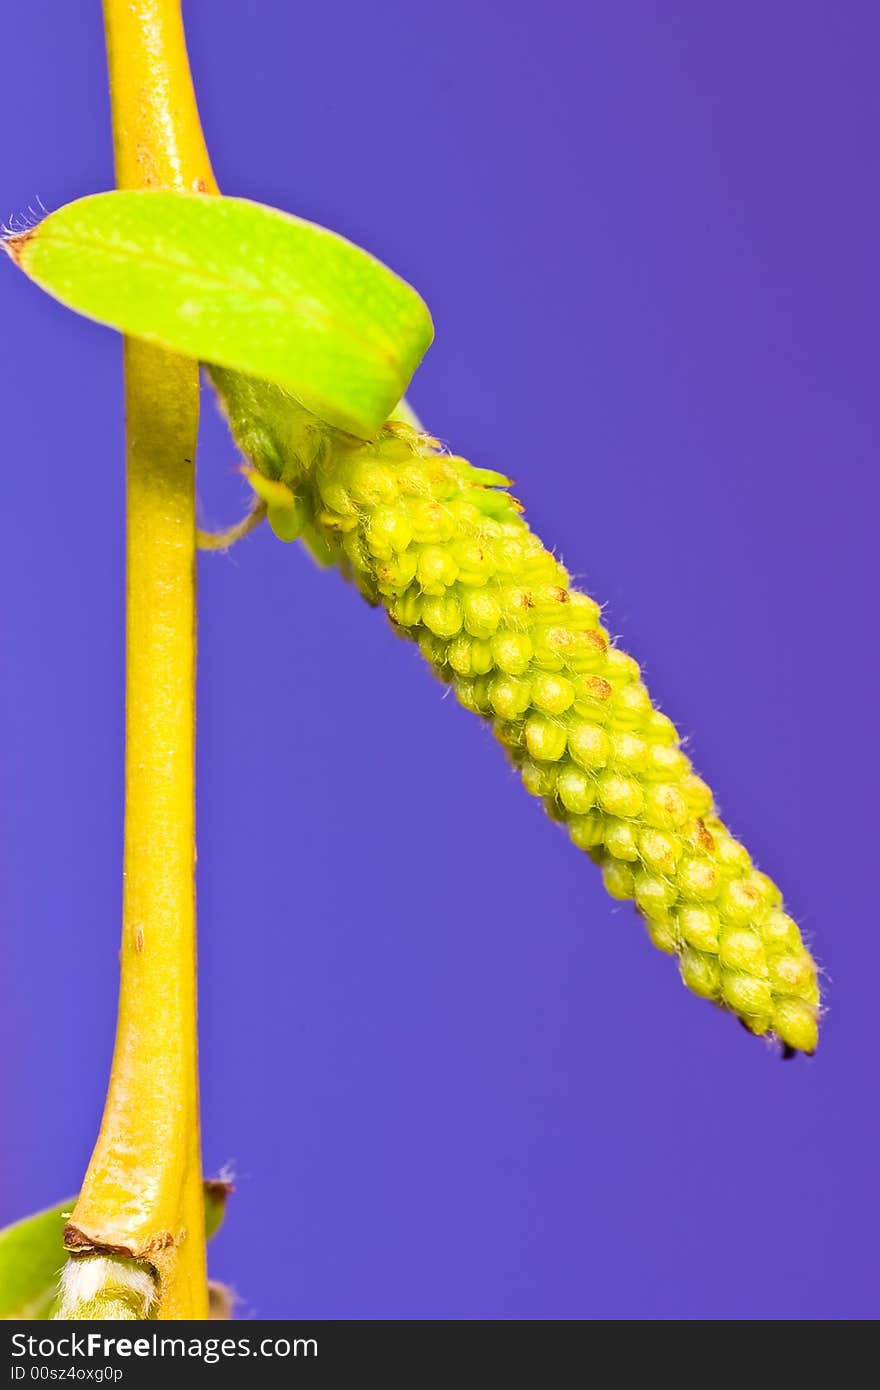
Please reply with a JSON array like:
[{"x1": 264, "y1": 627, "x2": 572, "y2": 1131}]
[{"x1": 1, "y1": 1, "x2": 877, "y2": 1320}]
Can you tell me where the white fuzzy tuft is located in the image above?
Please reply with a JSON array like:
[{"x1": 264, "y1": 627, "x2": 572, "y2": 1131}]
[{"x1": 56, "y1": 1255, "x2": 156, "y2": 1320}]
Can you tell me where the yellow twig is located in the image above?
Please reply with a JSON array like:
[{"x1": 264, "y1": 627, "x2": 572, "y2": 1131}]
[{"x1": 64, "y1": 0, "x2": 217, "y2": 1319}]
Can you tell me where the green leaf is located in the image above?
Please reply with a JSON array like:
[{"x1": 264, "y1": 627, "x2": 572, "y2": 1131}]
[
  {"x1": 0, "y1": 1201, "x2": 71, "y2": 1320},
  {"x1": 0, "y1": 1182, "x2": 232, "y2": 1320},
  {"x1": 4, "y1": 191, "x2": 433, "y2": 439}
]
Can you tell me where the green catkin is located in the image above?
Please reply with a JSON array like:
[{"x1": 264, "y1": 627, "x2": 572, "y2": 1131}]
[{"x1": 215, "y1": 377, "x2": 820, "y2": 1054}]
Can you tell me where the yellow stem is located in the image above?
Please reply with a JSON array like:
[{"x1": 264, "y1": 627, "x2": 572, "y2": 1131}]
[{"x1": 65, "y1": 0, "x2": 217, "y2": 1319}]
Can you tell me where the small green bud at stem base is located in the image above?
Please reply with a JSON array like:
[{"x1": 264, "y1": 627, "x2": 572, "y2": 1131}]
[{"x1": 55, "y1": 1255, "x2": 157, "y2": 1321}]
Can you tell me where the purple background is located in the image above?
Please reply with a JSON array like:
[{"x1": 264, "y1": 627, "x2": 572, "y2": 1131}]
[{"x1": 1, "y1": 1, "x2": 877, "y2": 1320}]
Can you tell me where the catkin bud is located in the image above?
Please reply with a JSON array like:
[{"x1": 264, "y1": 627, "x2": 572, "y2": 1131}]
[
  {"x1": 299, "y1": 423, "x2": 820, "y2": 1053},
  {"x1": 215, "y1": 376, "x2": 821, "y2": 1056},
  {"x1": 54, "y1": 1255, "x2": 157, "y2": 1320}
]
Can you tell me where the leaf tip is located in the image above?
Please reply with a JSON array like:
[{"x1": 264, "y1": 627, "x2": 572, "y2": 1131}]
[{"x1": 203, "y1": 1177, "x2": 236, "y2": 1206}]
